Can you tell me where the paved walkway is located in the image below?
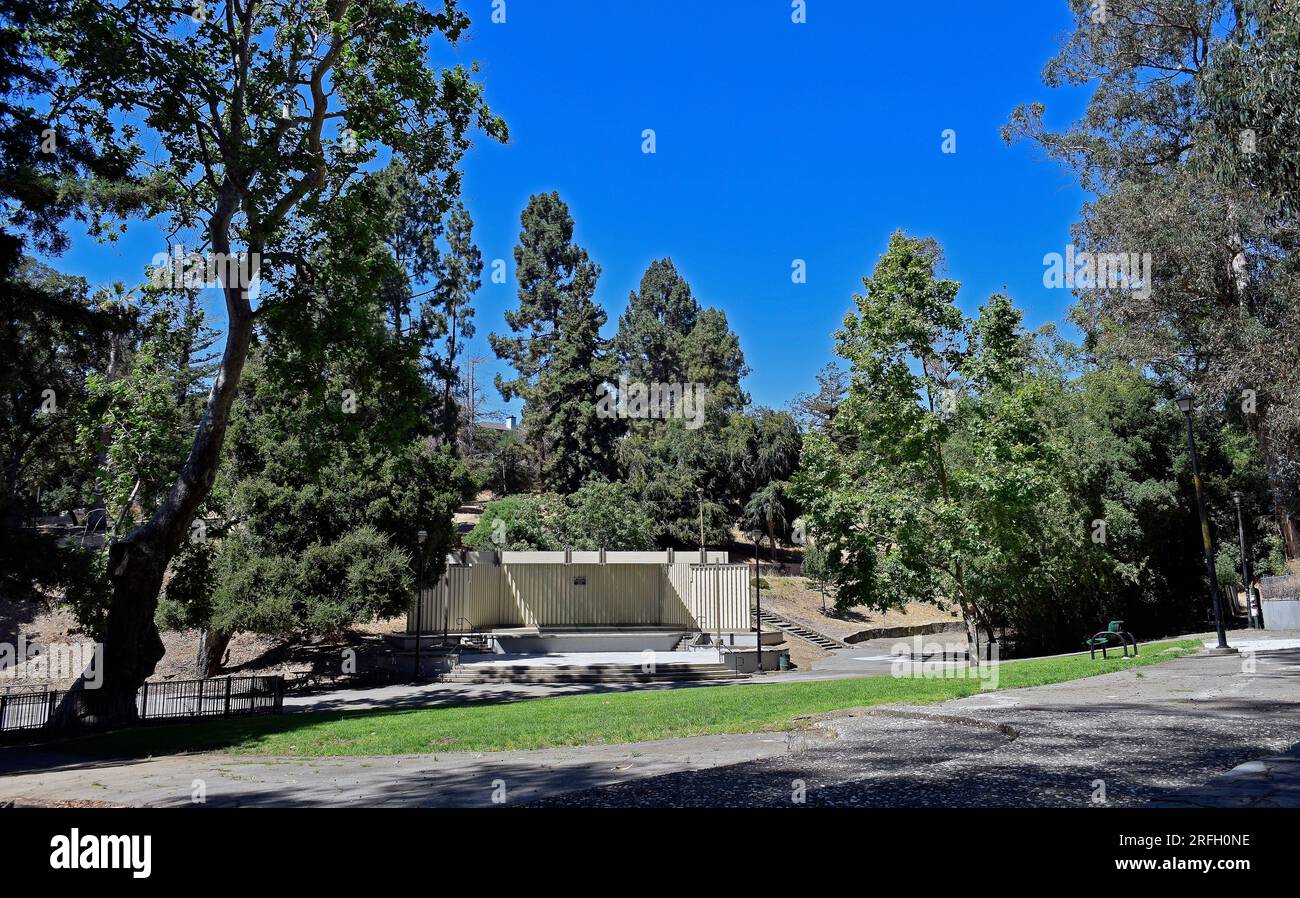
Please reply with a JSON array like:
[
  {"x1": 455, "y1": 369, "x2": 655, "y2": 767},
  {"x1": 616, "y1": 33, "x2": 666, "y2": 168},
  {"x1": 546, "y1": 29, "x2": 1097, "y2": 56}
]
[
  {"x1": 535, "y1": 638, "x2": 1300, "y2": 807},
  {"x1": 1, "y1": 632, "x2": 1296, "y2": 808}
]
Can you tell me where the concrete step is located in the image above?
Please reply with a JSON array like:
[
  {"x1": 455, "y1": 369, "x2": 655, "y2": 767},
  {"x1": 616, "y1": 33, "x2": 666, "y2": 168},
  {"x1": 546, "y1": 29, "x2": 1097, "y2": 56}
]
[
  {"x1": 753, "y1": 609, "x2": 846, "y2": 650},
  {"x1": 441, "y1": 663, "x2": 739, "y2": 684}
]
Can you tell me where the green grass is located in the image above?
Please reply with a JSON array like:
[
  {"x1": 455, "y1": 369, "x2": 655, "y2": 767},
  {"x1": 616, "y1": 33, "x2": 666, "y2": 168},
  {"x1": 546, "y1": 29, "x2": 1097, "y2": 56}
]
[{"x1": 62, "y1": 639, "x2": 1201, "y2": 759}]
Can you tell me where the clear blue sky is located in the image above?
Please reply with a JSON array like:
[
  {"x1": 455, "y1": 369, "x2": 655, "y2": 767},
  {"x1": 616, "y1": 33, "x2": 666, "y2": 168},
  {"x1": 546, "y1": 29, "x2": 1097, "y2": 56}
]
[{"x1": 54, "y1": 0, "x2": 1092, "y2": 415}]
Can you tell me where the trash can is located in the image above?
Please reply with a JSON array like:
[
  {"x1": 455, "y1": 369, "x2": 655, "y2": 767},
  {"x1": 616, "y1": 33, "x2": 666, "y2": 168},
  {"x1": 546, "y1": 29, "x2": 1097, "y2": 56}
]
[{"x1": 778, "y1": 651, "x2": 790, "y2": 671}]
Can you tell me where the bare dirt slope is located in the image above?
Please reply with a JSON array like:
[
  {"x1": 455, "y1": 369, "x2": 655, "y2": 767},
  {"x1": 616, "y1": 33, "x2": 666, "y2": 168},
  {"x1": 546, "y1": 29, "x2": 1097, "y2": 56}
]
[
  {"x1": 1, "y1": 591, "x2": 406, "y2": 689},
  {"x1": 759, "y1": 575, "x2": 962, "y2": 643}
]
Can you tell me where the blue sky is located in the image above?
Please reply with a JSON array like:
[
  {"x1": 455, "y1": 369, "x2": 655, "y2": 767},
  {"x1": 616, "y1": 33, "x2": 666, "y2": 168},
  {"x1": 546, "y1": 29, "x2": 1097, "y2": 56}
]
[{"x1": 54, "y1": 0, "x2": 1093, "y2": 415}]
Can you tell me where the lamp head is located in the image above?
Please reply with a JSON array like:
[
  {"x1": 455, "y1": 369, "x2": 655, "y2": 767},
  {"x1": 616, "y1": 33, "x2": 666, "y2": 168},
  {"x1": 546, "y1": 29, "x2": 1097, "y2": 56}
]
[
  {"x1": 1174, "y1": 393, "x2": 1194, "y2": 415},
  {"x1": 417, "y1": 530, "x2": 428, "y2": 544}
]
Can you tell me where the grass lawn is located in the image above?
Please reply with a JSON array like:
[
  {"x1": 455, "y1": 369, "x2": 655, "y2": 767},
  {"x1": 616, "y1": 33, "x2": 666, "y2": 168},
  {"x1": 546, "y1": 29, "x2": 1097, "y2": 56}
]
[{"x1": 61, "y1": 639, "x2": 1201, "y2": 759}]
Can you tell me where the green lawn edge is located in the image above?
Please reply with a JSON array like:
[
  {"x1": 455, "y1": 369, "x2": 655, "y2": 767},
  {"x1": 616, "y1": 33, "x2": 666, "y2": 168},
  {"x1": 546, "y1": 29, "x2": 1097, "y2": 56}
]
[{"x1": 59, "y1": 638, "x2": 1202, "y2": 759}]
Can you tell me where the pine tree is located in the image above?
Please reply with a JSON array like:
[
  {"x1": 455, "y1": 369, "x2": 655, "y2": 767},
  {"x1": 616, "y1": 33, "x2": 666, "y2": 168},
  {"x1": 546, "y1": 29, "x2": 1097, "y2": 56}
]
[
  {"x1": 613, "y1": 258, "x2": 700, "y2": 383},
  {"x1": 793, "y1": 362, "x2": 850, "y2": 443},
  {"x1": 490, "y1": 192, "x2": 617, "y2": 492}
]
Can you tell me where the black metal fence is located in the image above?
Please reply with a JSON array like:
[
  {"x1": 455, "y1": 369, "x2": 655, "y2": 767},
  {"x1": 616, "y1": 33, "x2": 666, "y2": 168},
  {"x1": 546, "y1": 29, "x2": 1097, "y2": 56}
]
[{"x1": 0, "y1": 675, "x2": 284, "y2": 736}]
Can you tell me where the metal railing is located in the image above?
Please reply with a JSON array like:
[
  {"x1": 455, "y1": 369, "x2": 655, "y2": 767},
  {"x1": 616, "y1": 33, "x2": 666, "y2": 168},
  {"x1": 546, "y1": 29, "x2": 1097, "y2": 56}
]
[{"x1": 0, "y1": 675, "x2": 284, "y2": 736}]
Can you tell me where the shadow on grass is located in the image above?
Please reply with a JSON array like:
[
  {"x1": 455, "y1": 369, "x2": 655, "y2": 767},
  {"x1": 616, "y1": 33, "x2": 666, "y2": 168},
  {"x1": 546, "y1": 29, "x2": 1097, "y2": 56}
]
[{"x1": 3, "y1": 639, "x2": 1203, "y2": 769}]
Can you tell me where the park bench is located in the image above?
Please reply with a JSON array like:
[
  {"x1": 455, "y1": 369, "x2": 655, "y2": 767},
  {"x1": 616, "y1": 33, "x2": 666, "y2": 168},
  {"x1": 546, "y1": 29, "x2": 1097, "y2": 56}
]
[{"x1": 1085, "y1": 620, "x2": 1138, "y2": 659}]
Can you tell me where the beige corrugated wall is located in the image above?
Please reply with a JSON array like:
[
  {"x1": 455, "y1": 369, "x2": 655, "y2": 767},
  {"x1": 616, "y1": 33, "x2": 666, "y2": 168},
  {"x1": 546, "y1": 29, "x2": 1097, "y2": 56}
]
[
  {"x1": 407, "y1": 562, "x2": 749, "y2": 633},
  {"x1": 689, "y1": 564, "x2": 751, "y2": 633}
]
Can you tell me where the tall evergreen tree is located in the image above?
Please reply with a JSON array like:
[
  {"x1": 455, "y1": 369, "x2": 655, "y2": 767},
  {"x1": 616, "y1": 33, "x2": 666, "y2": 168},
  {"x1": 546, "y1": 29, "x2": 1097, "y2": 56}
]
[
  {"x1": 609, "y1": 258, "x2": 757, "y2": 545},
  {"x1": 793, "y1": 362, "x2": 852, "y2": 448},
  {"x1": 614, "y1": 258, "x2": 699, "y2": 383},
  {"x1": 491, "y1": 192, "x2": 617, "y2": 492}
]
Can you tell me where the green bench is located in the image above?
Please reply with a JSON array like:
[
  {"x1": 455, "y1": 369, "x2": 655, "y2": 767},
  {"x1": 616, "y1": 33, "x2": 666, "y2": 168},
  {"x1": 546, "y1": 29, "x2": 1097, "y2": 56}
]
[{"x1": 1086, "y1": 620, "x2": 1138, "y2": 659}]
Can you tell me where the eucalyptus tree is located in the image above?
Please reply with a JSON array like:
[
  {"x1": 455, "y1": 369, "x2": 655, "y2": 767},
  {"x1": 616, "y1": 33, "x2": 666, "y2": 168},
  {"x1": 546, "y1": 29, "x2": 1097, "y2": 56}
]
[
  {"x1": 1004, "y1": 0, "x2": 1300, "y2": 559},
  {"x1": 428, "y1": 203, "x2": 482, "y2": 445},
  {"x1": 42, "y1": 0, "x2": 504, "y2": 724}
]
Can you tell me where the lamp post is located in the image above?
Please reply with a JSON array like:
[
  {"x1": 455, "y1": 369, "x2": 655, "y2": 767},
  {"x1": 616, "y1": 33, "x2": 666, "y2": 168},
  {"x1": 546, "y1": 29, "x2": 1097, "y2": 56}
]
[
  {"x1": 697, "y1": 487, "x2": 706, "y2": 559},
  {"x1": 1175, "y1": 394, "x2": 1231, "y2": 651},
  {"x1": 413, "y1": 530, "x2": 428, "y2": 683},
  {"x1": 1233, "y1": 492, "x2": 1257, "y2": 629}
]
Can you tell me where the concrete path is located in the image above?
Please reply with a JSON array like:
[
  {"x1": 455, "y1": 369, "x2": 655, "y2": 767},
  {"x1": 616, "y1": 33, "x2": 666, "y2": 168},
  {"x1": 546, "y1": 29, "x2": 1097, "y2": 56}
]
[
  {"x1": 1, "y1": 632, "x2": 1296, "y2": 808},
  {"x1": 533, "y1": 639, "x2": 1300, "y2": 808},
  {"x1": 0, "y1": 732, "x2": 798, "y2": 808}
]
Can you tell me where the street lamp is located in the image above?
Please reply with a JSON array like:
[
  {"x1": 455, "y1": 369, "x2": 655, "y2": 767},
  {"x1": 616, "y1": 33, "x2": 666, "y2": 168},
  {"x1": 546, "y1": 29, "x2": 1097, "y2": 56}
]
[
  {"x1": 413, "y1": 530, "x2": 428, "y2": 683},
  {"x1": 1233, "y1": 492, "x2": 1257, "y2": 629},
  {"x1": 696, "y1": 487, "x2": 706, "y2": 559},
  {"x1": 1175, "y1": 394, "x2": 1232, "y2": 651},
  {"x1": 746, "y1": 528, "x2": 764, "y2": 672}
]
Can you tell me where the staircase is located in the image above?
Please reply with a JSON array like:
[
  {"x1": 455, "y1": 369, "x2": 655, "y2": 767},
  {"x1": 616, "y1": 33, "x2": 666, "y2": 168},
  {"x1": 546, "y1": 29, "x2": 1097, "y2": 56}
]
[
  {"x1": 673, "y1": 632, "x2": 703, "y2": 651},
  {"x1": 753, "y1": 608, "x2": 846, "y2": 651},
  {"x1": 440, "y1": 659, "x2": 740, "y2": 685}
]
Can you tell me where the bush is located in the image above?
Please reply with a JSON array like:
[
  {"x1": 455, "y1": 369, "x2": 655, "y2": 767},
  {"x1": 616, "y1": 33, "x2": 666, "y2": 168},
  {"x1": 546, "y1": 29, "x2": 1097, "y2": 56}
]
[
  {"x1": 465, "y1": 483, "x2": 657, "y2": 551},
  {"x1": 197, "y1": 526, "x2": 413, "y2": 636}
]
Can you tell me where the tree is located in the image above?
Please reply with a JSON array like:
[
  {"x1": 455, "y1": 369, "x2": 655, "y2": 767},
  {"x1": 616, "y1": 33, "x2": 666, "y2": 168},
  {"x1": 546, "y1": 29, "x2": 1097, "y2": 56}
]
[
  {"x1": 157, "y1": 163, "x2": 476, "y2": 675},
  {"x1": 464, "y1": 483, "x2": 656, "y2": 551},
  {"x1": 802, "y1": 542, "x2": 834, "y2": 613},
  {"x1": 491, "y1": 192, "x2": 617, "y2": 492},
  {"x1": 1199, "y1": 0, "x2": 1300, "y2": 216},
  {"x1": 614, "y1": 258, "x2": 700, "y2": 384},
  {"x1": 736, "y1": 407, "x2": 802, "y2": 504},
  {"x1": 792, "y1": 361, "x2": 850, "y2": 446},
  {"x1": 41, "y1": 0, "x2": 505, "y2": 725},
  {"x1": 0, "y1": 0, "x2": 144, "y2": 605},
  {"x1": 77, "y1": 291, "x2": 213, "y2": 543},
  {"x1": 610, "y1": 258, "x2": 757, "y2": 546},
  {"x1": 792, "y1": 234, "x2": 1059, "y2": 654},
  {"x1": 743, "y1": 482, "x2": 790, "y2": 562},
  {"x1": 429, "y1": 203, "x2": 482, "y2": 444},
  {"x1": 1004, "y1": 0, "x2": 1300, "y2": 563}
]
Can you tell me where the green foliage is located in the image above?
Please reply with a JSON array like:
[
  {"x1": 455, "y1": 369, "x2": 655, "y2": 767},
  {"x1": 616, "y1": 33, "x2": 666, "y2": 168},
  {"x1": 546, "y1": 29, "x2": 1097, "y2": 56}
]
[
  {"x1": 612, "y1": 257, "x2": 772, "y2": 545},
  {"x1": 795, "y1": 235, "x2": 1094, "y2": 649},
  {"x1": 76, "y1": 291, "x2": 211, "y2": 538},
  {"x1": 155, "y1": 164, "x2": 477, "y2": 640},
  {"x1": 464, "y1": 494, "x2": 564, "y2": 551},
  {"x1": 491, "y1": 192, "x2": 618, "y2": 492},
  {"x1": 1005, "y1": 0, "x2": 1300, "y2": 564},
  {"x1": 464, "y1": 483, "x2": 657, "y2": 551},
  {"x1": 195, "y1": 526, "x2": 413, "y2": 635},
  {"x1": 802, "y1": 542, "x2": 835, "y2": 608},
  {"x1": 743, "y1": 482, "x2": 793, "y2": 557}
]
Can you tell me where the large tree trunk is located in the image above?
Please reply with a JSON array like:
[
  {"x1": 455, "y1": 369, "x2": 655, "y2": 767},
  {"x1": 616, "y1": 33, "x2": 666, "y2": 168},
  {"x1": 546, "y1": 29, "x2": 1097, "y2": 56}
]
[
  {"x1": 197, "y1": 627, "x2": 234, "y2": 678},
  {"x1": 55, "y1": 209, "x2": 255, "y2": 729}
]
